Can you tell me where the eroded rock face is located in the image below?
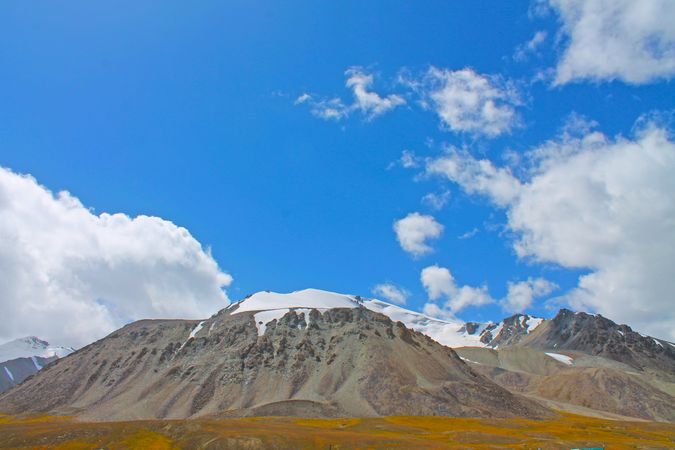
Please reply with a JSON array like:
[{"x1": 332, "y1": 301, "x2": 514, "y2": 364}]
[
  {"x1": 0, "y1": 307, "x2": 550, "y2": 421},
  {"x1": 525, "y1": 309, "x2": 675, "y2": 374},
  {"x1": 480, "y1": 314, "x2": 534, "y2": 347}
]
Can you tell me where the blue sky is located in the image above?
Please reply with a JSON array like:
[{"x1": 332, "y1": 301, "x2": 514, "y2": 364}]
[{"x1": 1, "y1": 1, "x2": 674, "y2": 345}]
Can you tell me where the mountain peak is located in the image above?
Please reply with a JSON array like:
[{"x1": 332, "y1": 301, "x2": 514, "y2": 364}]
[
  {"x1": 0, "y1": 336, "x2": 75, "y2": 364},
  {"x1": 15, "y1": 336, "x2": 50, "y2": 347}
]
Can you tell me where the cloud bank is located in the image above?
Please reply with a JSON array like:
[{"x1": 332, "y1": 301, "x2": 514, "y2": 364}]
[{"x1": 0, "y1": 167, "x2": 232, "y2": 347}]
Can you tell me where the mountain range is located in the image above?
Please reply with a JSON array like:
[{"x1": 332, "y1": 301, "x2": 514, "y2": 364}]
[{"x1": 0, "y1": 289, "x2": 673, "y2": 422}]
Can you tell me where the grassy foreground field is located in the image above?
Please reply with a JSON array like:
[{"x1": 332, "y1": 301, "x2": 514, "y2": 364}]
[{"x1": 0, "y1": 413, "x2": 673, "y2": 449}]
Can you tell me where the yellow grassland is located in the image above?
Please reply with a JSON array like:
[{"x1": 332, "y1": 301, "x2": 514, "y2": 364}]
[{"x1": 0, "y1": 412, "x2": 673, "y2": 449}]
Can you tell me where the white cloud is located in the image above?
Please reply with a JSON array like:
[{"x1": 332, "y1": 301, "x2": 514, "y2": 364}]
[
  {"x1": 420, "y1": 265, "x2": 493, "y2": 316},
  {"x1": 420, "y1": 265, "x2": 554, "y2": 319},
  {"x1": 513, "y1": 30, "x2": 548, "y2": 61},
  {"x1": 399, "y1": 149, "x2": 420, "y2": 169},
  {"x1": 458, "y1": 227, "x2": 479, "y2": 240},
  {"x1": 393, "y1": 213, "x2": 444, "y2": 257},
  {"x1": 345, "y1": 67, "x2": 406, "y2": 119},
  {"x1": 426, "y1": 146, "x2": 522, "y2": 207},
  {"x1": 0, "y1": 167, "x2": 233, "y2": 348},
  {"x1": 421, "y1": 190, "x2": 451, "y2": 210},
  {"x1": 426, "y1": 122, "x2": 675, "y2": 339},
  {"x1": 303, "y1": 96, "x2": 350, "y2": 121},
  {"x1": 420, "y1": 67, "x2": 520, "y2": 137},
  {"x1": 372, "y1": 283, "x2": 410, "y2": 305},
  {"x1": 294, "y1": 93, "x2": 311, "y2": 104},
  {"x1": 548, "y1": 0, "x2": 675, "y2": 84},
  {"x1": 503, "y1": 278, "x2": 557, "y2": 313},
  {"x1": 297, "y1": 67, "x2": 404, "y2": 121}
]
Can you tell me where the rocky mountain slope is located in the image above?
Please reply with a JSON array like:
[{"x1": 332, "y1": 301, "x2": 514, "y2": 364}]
[
  {"x1": 517, "y1": 309, "x2": 675, "y2": 373},
  {"x1": 0, "y1": 290, "x2": 549, "y2": 421},
  {"x1": 453, "y1": 309, "x2": 675, "y2": 422},
  {"x1": 1, "y1": 289, "x2": 672, "y2": 422},
  {"x1": 0, "y1": 337, "x2": 74, "y2": 393}
]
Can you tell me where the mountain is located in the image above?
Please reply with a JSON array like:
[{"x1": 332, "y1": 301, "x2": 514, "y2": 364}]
[
  {"x1": 363, "y1": 300, "x2": 674, "y2": 374},
  {"x1": 235, "y1": 292, "x2": 675, "y2": 421},
  {"x1": 361, "y1": 300, "x2": 546, "y2": 349},
  {"x1": 0, "y1": 336, "x2": 74, "y2": 363},
  {"x1": 453, "y1": 310, "x2": 675, "y2": 422},
  {"x1": 0, "y1": 289, "x2": 549, "y2": 421},
  {"x1": 1, "y1": 289, "x2": 672, "y2": 422},
  {"x1": 517, "y1": 309, "x2": 675, "y2": 373},
  {"x1": 361, "y1": 301, "x2": 674, "y2": 421},
  {"x1": 0, "y1": 337, "x2": 74, "y2": 393}
]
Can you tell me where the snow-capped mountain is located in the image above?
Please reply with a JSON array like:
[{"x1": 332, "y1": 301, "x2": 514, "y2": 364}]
[
  {"x1": 0, "y1": 336, "x2": 75, "y2": 393},
  {"x1": 0, "y1": 336, "x2": 74, "y2": 364},
  {"x1": 2, "y1": 288, "x2": 672, "y2": 422},
  {"x1": 223, "y1": 289, "x2": 674, "y2": 421},
  {"x1": 0, "y1": 289, "x2": 548, "y2": 420},
  {"x1": 229, "y1": 289, "x2": 673, "y2": 369},
  {"x1": 229, "y1": 288, "x2": 544, "y2": 348}
]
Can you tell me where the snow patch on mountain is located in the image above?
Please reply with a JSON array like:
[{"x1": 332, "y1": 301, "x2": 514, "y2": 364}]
[
  {"x1": 253, "y1": 309, "x2": 290, "y2": 336},
  {"x1": 545, "y1": 352, "x2": 574, "y2": 365},
  {"x1": 177, "y1": 321, "x2": 206, "y2": 353},
  {"x1": 30, "y1": 356, "x2": 42, "y2": 371},
  {"x1": 188, "y1": 321, "x2": 206, "y2": 340},
  {"x1": 526, "y1": 317, "x2": 544, "y2": 332}
]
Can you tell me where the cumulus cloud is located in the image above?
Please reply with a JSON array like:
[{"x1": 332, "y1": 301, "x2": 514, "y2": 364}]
[
  {"x1": 420, "y1": 265, "x2": 493, "y2": 317},
  {"x1": 297, "y1": 67, "x2": 404, "y2": 121},
  {"x1": 0, "y1": 167, "x2": 233, "y2": 348},
  {"x1": 393, "y1": 213, "x2": 444, "y2": 257},
  {"x1": 548, "y1": 0, "x2": 675, "y2": 84},
  {"x1": 425, "y1": 122, "x2": 675, "y2": 339},
  {"x1": 503, "y1": 278, "x2": 557, "y2": 313},
  {"x1": 420, "y1": 265, "x2": 555, "y2": 319},
  {"x1": 418, "y1": 67, "x2": 520, "y2": 137},
  {"x1": 372, "y1": 283, "x2": 410, "y2": 305}
]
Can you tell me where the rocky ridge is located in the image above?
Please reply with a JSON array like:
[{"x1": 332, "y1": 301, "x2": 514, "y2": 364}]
[{"x1": 0, "y1": 291, "x2": 549, "y2": 421}]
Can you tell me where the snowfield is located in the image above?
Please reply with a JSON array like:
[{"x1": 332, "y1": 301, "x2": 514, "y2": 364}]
[{"x1": 232, "y1": 289, "x2": 360, "y2": 313}]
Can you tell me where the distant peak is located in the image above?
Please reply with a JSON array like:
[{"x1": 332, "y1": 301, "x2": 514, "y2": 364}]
[
  {"x1": 0, "y1": 336, "x2": 74, "y2": 364},
  {"x1": 12, "y1": 336, "x2": 49, "y2": 347}
]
